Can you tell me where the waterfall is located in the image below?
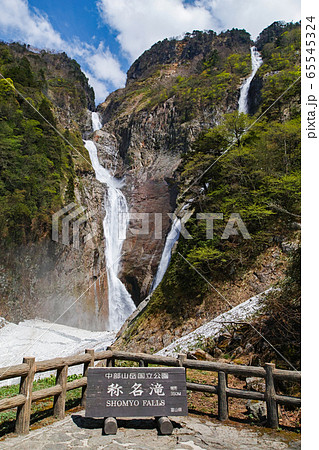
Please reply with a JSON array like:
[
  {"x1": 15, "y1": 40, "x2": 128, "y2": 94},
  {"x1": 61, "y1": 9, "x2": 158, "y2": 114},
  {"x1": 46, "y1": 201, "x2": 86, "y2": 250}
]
[
  {"x1": 238, "y1": 46, "x2": 263, "y2": 114},
  {"x1": 92, "y1": 111, "x2": 102, "y2": 131},
  {"x1": 150, "y1": 217, "x2": 182, "y2": 293},
  {"x1": 84, "y1": 113, "x2": 135, "y2": 331}
]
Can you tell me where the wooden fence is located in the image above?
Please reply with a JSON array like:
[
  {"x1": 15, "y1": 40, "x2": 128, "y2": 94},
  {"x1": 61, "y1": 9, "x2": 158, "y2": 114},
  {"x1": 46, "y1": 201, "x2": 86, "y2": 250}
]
[{"x1": 0, "y1": 348, "x2": 301, "y2": 435}]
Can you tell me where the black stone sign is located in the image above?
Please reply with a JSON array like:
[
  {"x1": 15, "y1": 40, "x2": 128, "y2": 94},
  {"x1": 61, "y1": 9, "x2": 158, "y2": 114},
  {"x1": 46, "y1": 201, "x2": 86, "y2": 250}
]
[{"x1": 85, "y1": 367, "x2": 188, "y2": 418}]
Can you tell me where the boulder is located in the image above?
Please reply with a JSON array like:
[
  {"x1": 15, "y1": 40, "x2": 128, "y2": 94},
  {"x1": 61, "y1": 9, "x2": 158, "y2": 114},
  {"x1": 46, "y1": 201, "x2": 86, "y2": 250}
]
[
  {"x1": 233, "y1": 346, "x2": 244, "y2": 356},
  {"x1": 246, "y1": 400, "x2": 267, "y2": 421},
  {"x1": 244, "y1": 343, "x2": 254, "y2": 353},
  {"x1": 281, "y1": 241, "x2": 299, "y2": 254},
  {"x1": 162, "y1": 331, "x2": 172, "y2": 347},
  {"x1": 214, "y1": 348, "x2": 223, "y2": 358},
  {"x1": 190, "y1": 348, "x2": 214, "y2": 361},
  {"x1": 245, "y1": 377, "x2": 266, "y2": 392},
  {"x1": 147, "y1": 335, "x2": 158, "y2": 347}
]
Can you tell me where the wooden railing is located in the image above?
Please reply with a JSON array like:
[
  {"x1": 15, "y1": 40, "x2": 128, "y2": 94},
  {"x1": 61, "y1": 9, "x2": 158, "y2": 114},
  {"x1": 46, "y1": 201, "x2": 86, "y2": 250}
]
[{"x1": 0, "y1": 348, "x2": 301, "y2": 435}]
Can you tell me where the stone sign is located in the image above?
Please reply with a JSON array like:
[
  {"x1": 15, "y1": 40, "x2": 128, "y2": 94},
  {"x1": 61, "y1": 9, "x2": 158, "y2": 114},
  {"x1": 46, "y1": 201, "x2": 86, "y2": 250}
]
[{"x1": 85, "y1": 367, "x2": 188, "y2": 418}]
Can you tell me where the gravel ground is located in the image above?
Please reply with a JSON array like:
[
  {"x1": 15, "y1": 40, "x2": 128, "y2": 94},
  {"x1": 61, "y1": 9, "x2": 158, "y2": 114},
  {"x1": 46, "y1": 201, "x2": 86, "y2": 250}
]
[{"x1": 0, "y1": 411, "x2": 301, "y2": 449}]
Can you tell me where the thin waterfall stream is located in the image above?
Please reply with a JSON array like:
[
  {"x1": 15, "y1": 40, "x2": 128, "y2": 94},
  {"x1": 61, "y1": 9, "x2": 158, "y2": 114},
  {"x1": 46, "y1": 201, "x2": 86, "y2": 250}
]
[
  {"x1": 150, "y1": 202, "x2": 191, "y2": 294},
  {"x1": 150, "y1": 48, "x2": 263, "y2": 295},
  {"x1": 150, "y1": 217, "x2": 182, "y2": 293},
  {"x1": 238, "y1": 46, "x2": 263, "y2": 114},
  {"x1": 84, "y1": 112, "x2": 135, "y2": 331}
]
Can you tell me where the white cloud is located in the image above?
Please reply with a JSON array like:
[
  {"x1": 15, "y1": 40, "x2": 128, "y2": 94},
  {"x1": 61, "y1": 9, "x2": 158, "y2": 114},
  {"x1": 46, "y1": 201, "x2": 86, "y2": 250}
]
[
  {"x1": 86, "y1": 43, "x2": 126, "y2": 86},
  {"x1": 0, "y1": 0, "x2": 65, "y2": 50},
  {"x1": 98, "y1": 0, "x2": 301, "y2": 62},
  {"x1": 97, "y1": 0, "x2": 215, "y2": 61},
  {"x1": 197, "y1": 0, "x2": 301, "y2": 40},
  {"x1": 0, "y1": 0, "x2": 125, "y2": 103},
  {"x1": 85, "y1": 72, "x2": 110, "y2": 102}
]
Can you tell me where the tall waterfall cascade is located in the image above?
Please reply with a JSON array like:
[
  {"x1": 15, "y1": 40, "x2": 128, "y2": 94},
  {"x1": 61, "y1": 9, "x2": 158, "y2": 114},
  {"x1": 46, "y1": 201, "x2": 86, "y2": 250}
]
[
  {"x1": 84, "y1": 112, "x2": 135, "y2": 331},
  {"x1": 238, "y1": 47, "x2": 263, "y2": 114}
]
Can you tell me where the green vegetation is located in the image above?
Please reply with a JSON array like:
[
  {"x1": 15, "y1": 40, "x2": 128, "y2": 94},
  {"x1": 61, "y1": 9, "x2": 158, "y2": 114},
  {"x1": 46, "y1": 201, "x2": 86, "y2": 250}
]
[
  {"x1": 0, "y1": 42, "x2": 92, "y2": 243},
  {"x1": 257, "y1": 23, "x2": 301, "y2": 119},
  {"x1": 206, "y1": 247, "x2": 301, "y2": 371},
  {"x1": 166, "y1": 54, "x2": 250, "y2": 122},
  {"x1": 257, "y1": 247, "x2": 301, "y2": 369},
  {"x1": 148, "y1": 24, "x2": 301, "y2": 321},
  {"x1": 0, "y1": 374, "x2": 82, "y2": 436}
]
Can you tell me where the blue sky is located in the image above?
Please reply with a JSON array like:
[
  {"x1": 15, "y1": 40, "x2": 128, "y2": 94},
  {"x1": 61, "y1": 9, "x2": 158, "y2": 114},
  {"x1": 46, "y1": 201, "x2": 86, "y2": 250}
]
[{"x1": 0, "y1": 0, "x2": 300, "y2": 105}]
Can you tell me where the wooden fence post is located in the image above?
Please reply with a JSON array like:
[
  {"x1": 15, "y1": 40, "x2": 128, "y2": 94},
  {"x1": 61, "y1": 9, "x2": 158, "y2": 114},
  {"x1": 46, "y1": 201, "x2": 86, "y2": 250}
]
[
  {"x1": 139, "y1": 360, "x2": 145, "y2": 367},
  {"x1": 178, "y1": 354, "x2": 187, "y2": 367},
  {"x1": 218, "y1": 371, "x2": 228, "y2": 421},
  {"x1": 107, "y1": 358, "x2": 115, "y2": 367},
  {"x1": 265, "y1": 363, "x2": 279, "y2": 428},
  {"x1": 53, "y1": 365, "x2": 68, "y2": 419},
  {"x1": 15, "y1": 357, "x2": 35, "y2": 435},
  {"x1": 81, "y1": 349, "x2": 95, "y2": 408},
  {"x1": 178, "y1": 353, "x2": 187, "y2": 379},
  {"x1": 107, "y1": 346, "x2": 115, "y2": 367}
]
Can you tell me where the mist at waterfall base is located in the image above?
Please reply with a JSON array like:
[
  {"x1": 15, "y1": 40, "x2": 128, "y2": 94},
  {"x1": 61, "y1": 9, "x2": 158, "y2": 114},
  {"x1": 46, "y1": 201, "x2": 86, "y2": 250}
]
[
  {"x1": 238, "y1": 47, "x2": 263, "y2": 114},
  {"x1": 84, "y1": 113, "x2": 135, "y2": 332}
]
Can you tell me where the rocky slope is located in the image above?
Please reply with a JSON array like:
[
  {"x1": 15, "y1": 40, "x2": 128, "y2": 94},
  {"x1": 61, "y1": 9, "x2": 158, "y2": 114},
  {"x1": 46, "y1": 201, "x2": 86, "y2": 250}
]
[
  {"x1": 114, "y1": 242, "x2": 295, "y2": 353},
  {"x1": 112, "y1": 21, "x2": 301, "y2": 357}
]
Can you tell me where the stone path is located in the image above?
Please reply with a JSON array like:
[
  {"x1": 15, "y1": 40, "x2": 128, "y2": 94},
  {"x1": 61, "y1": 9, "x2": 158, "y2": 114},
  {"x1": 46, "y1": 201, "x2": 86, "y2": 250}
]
[{"x1": 0, "y1": 412, "x2": 300, "y2": 449}]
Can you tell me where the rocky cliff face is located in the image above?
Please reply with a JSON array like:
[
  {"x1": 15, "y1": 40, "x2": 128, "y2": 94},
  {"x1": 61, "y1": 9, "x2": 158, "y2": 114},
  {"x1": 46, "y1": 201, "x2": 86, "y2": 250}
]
[
  {"x1": 247, "y1": 74, "x2": 263, "y2": 115},
  {"x1": 0, "y1": 160, "x2": 109, "y2": 330},
  {"x1": 112, "y1": 21, "x2": 301, "y2": 353},
  {"x1": 97, "y1": 29, "x2": 252, "y2": 302},
  {"x1": 0, "y1": 43, "x2": 108, "y2": 330}
]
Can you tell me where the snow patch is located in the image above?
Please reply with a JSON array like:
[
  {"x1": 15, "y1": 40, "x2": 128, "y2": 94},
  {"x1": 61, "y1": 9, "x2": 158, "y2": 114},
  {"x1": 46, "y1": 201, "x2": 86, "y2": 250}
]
[
  {"x1": 157, "y1": 289, "x2": 273, "y2": 357},
  {"x1": 0, "y1": 318, "x2": 116, "y2": 386}
]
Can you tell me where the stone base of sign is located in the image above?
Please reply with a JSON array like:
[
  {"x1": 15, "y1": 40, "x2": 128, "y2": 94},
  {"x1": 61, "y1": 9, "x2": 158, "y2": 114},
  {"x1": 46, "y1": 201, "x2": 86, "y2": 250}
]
[
  {"x1": 103, "y1": 416, "x2": 174, "y2": 436},
  {"x1": 103, "y1": 417, "x2": 118, "y2": 435},
  {"x1": 156, "y1": 416, "x2": 174, "y2": 435}
]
